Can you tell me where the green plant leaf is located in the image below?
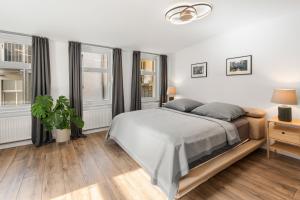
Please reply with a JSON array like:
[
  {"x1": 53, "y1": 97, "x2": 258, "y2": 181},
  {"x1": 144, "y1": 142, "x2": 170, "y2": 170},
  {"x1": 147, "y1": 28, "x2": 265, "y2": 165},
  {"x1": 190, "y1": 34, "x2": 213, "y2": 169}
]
[
  {"x1": 31, "y1": 95, "x2": 84, "y2": 131},
  {"x1": 71, "y1": 116, "x2": 84, "y2": 129}
]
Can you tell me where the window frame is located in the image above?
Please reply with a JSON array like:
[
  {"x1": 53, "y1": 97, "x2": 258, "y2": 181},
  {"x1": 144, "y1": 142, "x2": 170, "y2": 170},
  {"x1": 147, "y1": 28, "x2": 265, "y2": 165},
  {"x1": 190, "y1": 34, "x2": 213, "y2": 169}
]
[
  {"x1": 81, "y1": 45, "x2": 113, "y2": 108},
  {"x1": 0, "y1": 32, "x2": 32, "y2": 113},
  {"x1": 140, "y1": 53, "x2": 160, "y2": 102}
]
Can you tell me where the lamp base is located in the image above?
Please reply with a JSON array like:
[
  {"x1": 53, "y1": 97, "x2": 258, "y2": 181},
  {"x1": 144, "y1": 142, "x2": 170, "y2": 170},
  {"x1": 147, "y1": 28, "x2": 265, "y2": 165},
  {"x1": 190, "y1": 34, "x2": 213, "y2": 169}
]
[
  {"x1": 168, "y1": 96, "x2": 174, "y2": 101},
  {"x1": 278, "y1": 106, "x2": 292, "y2": 122}
]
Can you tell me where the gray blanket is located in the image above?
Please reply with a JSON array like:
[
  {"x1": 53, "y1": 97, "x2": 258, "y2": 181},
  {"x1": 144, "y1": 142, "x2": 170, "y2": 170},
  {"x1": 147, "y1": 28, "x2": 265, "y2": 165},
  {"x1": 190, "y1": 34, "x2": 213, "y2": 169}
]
[{"x1": 106, "y1": 108, "x2": 240, "y2": 200}]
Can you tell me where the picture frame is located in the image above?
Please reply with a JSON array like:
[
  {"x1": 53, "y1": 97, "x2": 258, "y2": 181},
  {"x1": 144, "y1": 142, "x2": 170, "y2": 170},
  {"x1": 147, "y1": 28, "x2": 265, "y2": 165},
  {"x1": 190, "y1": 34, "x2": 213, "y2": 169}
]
[
  {"x1": 191, "y1": 62, "x2": 207, "y2": 78},
  {"x1": 226, "y1": 55, "x2": 252, "y2": 76}
]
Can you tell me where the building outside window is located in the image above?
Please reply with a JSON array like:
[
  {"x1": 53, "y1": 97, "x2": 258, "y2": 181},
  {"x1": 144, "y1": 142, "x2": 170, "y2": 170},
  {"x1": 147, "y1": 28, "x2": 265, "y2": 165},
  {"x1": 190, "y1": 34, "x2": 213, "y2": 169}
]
[
  {"x1": 140, "y1": 53, "x2": 160, "y2": 101},
  {"x1": 0, "y1": 38, "x2": 32, "y2": 106},
  {"x1": 81, "y1": 45, "x2": 112, "y2": 107}
]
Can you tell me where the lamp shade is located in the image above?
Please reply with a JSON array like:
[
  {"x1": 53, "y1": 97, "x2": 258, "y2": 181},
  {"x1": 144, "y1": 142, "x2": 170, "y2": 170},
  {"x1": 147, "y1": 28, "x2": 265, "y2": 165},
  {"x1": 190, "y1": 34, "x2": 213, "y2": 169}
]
[
  {"x1": 167, "y1": 87, "x2": 176, "y2": 96},
  {"x1": 271, "y1": 89, "x2": 298, "y2": 105}
]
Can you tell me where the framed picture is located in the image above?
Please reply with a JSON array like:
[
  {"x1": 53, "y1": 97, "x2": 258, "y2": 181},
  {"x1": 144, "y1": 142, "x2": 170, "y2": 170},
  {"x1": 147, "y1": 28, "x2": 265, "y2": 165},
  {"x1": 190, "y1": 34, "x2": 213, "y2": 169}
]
[
  {"x1": 191, "y1": 62, "x2": 207, "y2": 78},
  {"x1": 226, "y1": 55, "x2": 252, "y2": 76}
]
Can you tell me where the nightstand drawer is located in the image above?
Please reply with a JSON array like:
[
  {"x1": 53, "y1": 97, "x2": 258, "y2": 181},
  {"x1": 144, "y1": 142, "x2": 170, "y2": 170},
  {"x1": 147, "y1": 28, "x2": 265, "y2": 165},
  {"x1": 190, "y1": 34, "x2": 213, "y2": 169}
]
[{"x1": 269, "y1": 125, "x2": 300, "y2": 145}]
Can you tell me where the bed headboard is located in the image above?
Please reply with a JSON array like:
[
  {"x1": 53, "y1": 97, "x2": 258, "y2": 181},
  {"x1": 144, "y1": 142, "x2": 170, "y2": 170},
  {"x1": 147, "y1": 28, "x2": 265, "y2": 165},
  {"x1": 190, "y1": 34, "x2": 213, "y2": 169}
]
[{"x1": 243, "y1": 107, "x2": 266, "y2": 140}]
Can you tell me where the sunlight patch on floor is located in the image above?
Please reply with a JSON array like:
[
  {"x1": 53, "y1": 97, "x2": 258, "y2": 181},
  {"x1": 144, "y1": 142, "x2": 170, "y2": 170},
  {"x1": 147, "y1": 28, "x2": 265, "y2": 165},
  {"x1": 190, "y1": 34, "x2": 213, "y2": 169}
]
[
  {"x1": 112, "y1": 168, "x2": 167, "y2": 200},
  {"x1": 50, "y1": 183, "x2": 110, "y2": 200},
  {"x1": 113, "y1": 168, "x2": 155, "y2": 200}
]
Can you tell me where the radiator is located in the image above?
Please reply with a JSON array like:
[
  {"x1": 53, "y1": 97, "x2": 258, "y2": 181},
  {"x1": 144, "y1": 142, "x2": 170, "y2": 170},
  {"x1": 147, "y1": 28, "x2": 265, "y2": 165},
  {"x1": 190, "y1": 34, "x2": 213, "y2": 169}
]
[
  {"x1": 0, "y1": 103, "x2": 155, "y2": 145},
  {"x1": 142, "y1": 101, "x2": 160, "y2": 110},
  {"x1": 83, "y1": 106, "x2": 112, "y2": 131},
  {"x1": 0, "y1": 115, "x2": 31, "y2": 144}
]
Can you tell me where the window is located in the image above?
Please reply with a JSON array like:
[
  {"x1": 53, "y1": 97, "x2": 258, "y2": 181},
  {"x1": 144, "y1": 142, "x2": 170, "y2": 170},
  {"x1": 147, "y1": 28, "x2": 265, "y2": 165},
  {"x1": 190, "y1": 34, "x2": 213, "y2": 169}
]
[
  {"x1": 81, "y1": 45, "x2": 112, "y2": 106},
  {"x1": 140, "y1": 53, "x2": 160, "y2": 101},
  {"x1": 0, "y1": 35, "x2": 32, "y2": 107}
]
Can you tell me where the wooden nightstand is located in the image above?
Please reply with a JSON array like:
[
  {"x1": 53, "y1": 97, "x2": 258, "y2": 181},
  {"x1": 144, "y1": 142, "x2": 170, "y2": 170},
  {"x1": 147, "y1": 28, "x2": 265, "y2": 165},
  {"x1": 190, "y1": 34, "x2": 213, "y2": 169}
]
[{"x1": 267, "y1": 117, "x2": 300, "y2": 159}]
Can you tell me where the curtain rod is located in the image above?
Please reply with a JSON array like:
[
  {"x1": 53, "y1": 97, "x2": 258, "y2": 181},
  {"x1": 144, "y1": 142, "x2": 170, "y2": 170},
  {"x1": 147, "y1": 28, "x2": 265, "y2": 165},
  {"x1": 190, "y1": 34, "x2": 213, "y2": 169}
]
[
  {"x1": 140, "y1": 51, "x2": 161, "y2": 56},
  {"x1": 81, "y1": 42, "x2": 114, "y2": 50},
  {"x1": 0, "y1": 29, "x2": 32, "y2": 37},
  {"x1": 82, "y1": 42, "x2": 162, "y2": 56},
  {"x1": 0, "y1": 29, "x2": 163, "y2": 56}
]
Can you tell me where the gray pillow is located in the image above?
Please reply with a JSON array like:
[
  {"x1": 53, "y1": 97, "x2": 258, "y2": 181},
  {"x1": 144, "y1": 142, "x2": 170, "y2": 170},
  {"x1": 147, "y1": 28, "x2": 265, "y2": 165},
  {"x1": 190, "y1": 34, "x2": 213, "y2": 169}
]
[
  {"x1": 165, "y1": 98, "x2": 203, "y2": 112},
  {"x1": 191, "y1": 102, "x2": 245, "y2": 121}
]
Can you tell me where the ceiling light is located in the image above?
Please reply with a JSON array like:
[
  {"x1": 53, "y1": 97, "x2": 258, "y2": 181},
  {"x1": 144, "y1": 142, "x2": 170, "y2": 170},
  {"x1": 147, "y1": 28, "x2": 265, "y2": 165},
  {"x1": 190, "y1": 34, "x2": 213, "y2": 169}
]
[{"x1": 165, "y1": 2, "x2": 212, "y2": 25}]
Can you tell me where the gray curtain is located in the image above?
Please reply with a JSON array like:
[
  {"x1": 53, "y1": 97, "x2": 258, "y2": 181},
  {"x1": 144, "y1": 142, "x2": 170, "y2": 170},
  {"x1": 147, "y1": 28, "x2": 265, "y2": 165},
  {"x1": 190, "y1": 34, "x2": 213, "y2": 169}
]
[
  {"x1": 31, "y1": 36, "x2": 52, "y2": 146},
  {"x1": 160, "y1": 55, "x2": 168, "y2": 107},
  {"x1": 69, "y1": 41, "x2": 85, "y2": 139},
  {"x1": 112, "y1": 48, "x2": 125, "y2": 118},
  {"x1": 130, "y1": 51, "x2": 141, "y2": 111}
]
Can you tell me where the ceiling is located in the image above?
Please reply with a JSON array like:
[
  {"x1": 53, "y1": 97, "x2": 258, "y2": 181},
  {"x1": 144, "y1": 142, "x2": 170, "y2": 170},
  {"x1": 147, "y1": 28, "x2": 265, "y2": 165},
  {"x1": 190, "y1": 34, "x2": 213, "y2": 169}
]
[{"x1": 0, "y1": 0, "x2": 299, "y2": 54}]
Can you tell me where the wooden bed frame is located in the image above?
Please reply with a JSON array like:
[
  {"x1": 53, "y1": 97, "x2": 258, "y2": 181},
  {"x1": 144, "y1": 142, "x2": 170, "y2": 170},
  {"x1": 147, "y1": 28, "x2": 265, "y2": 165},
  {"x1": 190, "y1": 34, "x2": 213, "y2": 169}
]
[{"x1": 176, "y1": 108, "x2": 266, "y2": 199}]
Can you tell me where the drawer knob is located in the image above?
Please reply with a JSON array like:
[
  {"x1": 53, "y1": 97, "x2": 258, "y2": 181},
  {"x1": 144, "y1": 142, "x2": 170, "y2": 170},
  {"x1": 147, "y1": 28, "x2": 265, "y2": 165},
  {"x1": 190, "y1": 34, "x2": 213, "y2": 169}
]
[{"x1": 281, "y1": 131, "x2": 286, "y2": 134}]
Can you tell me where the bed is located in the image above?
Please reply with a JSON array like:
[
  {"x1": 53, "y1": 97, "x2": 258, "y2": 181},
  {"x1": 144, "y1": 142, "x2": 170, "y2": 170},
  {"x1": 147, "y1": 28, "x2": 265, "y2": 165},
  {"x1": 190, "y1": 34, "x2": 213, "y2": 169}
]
[{"x1": 106, "y1": 106, "x2": 266, "y2": 200}]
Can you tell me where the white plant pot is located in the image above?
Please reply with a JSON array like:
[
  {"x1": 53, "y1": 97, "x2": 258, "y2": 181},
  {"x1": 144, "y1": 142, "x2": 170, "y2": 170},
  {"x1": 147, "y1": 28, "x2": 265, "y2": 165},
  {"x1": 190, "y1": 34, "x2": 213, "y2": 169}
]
[{"x1": 56, "y1": 129, "x2": 71, "y2": 143}]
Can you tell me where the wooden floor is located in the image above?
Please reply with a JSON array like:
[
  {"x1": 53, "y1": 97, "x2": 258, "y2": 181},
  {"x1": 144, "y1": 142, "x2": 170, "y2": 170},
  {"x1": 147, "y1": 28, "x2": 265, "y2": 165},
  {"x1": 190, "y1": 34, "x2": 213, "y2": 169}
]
[{"x1": 0, "y1": 132, "x2": 300, "y2": 200}]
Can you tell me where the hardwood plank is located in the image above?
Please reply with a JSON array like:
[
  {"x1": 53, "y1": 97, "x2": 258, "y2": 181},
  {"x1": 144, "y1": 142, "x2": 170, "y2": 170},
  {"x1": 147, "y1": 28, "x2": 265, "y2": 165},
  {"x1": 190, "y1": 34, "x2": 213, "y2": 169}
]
[
  {"x1": 222, "y1": 167, "x2": 289, "y2": 200},
  {"x1": 0, "y1": 145, "x2": 31, "y2": 200},
  {"x1": 180, "y1": 196, "x2": 193, "y2": 200},
  {"x1": 60, "y1": 142, "x2": 80, "y2": 170},
  {"x1": 41, "y1": 143, "x2": 66, "y2": 200},
  {"x1": 17, "y1": 175, "x2": 42, "y2": 200},
  {"x1": 72, "y1": 139, "x2": 106, "y2": 186},
  {"x1": 186, "y1": 190, "x2": 206, "y2": 200},
  {"x1": 0, "y1": 148, "x2": 17, "y2": 181},
  {"x1": 59, "y1": 143, "x2": 90, "y2": 200},
  {"x1": 88, "y1": 182, "x2": 119, "y2": 200},
  {"x1": 207, "y1": 175, "x2": 260, "y2": 200},
  {"x1": 44, "y1": 144, "x2": 64, "y2": 175},
  {"x1": 213, "y1": 171, "x2": 266, "y2": 200},
  {"x1": 42, "y1": 172, "x2": 67, "y2": 200},
  {"x1": 241, "y1": 158, "x2": 300, "y2": 189},
  {"x1": 17, "y1": 145, "x2": 47, "y2": 200},
  {"x1": 24, "y1": 145, "x2": 46, "y2": 178},
  {"x1": 249, "y1": 149, "x2": 300, "y2": 172},
  {"x1": 294, "y1": 189, "x2": 300, "y2": 200},
  {"x1": 194, "y1": 183, "x2": 230, "y2": 200},
  {"x1": 62, "y1": 165, "x2": 90, "y2": 200},
  {"x1": 234, "y1": 161, "x2": 297, "y2": 198}
]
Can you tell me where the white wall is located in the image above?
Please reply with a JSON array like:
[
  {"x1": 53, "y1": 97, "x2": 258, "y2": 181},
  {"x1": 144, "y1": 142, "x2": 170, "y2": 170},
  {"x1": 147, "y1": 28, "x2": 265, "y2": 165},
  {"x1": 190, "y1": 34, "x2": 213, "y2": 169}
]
[
  {"x1": 170, "y1": 12, "x2": 300, "y2": 119},
  {"x1": 122, "y1": 50, "x2": 133, "y2": 111},
  {"x1": 50, "y1": 40, "x2": 69, "y2": 99}
]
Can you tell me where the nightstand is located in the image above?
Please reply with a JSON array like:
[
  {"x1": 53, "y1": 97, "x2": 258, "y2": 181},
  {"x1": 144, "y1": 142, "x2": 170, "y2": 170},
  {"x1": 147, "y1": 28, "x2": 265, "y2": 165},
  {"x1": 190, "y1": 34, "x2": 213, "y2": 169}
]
[{"x1": 267, "y1": 117, "x2": 300, "y2": 159}]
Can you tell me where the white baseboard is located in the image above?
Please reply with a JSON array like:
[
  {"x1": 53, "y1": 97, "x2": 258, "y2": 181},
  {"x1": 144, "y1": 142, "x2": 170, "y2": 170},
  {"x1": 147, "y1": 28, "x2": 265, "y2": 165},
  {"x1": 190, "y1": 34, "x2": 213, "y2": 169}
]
[
  {"x1": 83, "y1": 127, "x2": 109, "y2": 135},
  {"x1": 0, "y1": 139, "x2": 32, "y2": 150}
]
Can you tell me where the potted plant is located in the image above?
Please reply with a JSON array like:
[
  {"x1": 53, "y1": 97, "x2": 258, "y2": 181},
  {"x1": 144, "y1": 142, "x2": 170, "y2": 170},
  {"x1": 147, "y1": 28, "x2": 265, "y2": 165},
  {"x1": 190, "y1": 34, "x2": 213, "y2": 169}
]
[{"x1": 32, "y1": 95, "x2": 84, "y2": 143}]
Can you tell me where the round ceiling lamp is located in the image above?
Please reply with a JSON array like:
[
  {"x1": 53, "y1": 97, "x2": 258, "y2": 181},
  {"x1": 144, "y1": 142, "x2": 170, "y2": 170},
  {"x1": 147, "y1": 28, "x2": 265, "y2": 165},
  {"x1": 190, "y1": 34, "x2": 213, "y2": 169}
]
[{"x1": 165, "y1": 2, "x2": 212, "y2": 25}]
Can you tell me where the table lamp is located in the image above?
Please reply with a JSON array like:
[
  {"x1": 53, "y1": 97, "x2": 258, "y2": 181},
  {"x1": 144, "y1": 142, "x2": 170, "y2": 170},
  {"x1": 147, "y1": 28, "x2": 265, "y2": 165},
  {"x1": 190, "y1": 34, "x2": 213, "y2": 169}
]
[
  {"x1": 167, "y1": 87, "x2": 176, "y2": 101},
  {"x1": 271, "y1": 89, "x2": 298, "y2": 122}
]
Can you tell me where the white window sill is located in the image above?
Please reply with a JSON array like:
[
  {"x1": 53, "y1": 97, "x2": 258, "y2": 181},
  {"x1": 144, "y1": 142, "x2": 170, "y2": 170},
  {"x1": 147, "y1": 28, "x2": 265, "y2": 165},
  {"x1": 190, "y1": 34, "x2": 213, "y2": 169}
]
[
  {"x1": 142, "y1": 98, "x2": 159, "y2": 103},
  {"x1": 83, "y1": 103, "x2": 112, "y2": 111}
]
